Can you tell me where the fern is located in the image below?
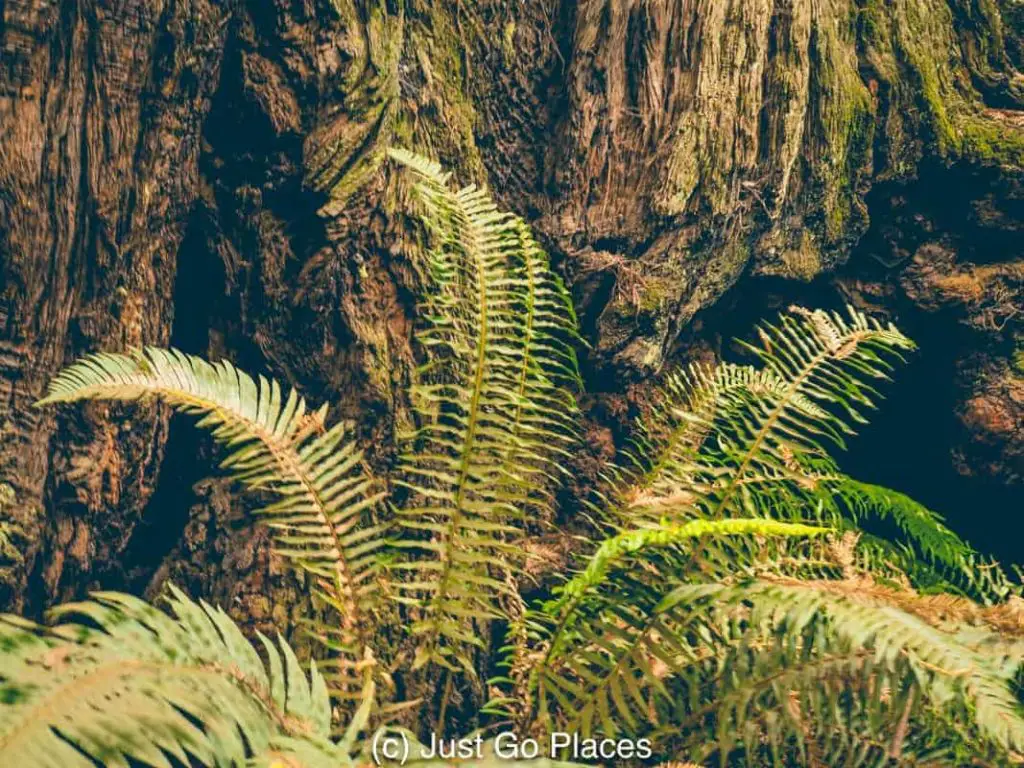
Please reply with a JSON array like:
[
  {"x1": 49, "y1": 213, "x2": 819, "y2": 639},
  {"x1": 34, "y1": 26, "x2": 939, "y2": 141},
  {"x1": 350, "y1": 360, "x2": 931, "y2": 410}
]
[
  {"x1": 539, "y1": 518, "x2": 830, "y2": 657},
  {"x1": 535, "y1": 569, "x2": 1024, "y2": 763},
  {"x1": 23, "y1": 152, "x2": 1024, "y2": 766},
  {"x1": 687, "y1": 579, "x2": 1024, "y2": 763},
  {"x1": 609, "y1": 307, "x2": 983, "y2": 586},
  {"x1": 0, "y1": 585, "x2": 578, "y2": 768},
  {"x1": 526, "y1": 308, "x2": 1024, "y2": 762},
  {"x1": 532, "y1": 520, "x2": 827, "y2": 737},
  {"x1": 36, "y1": 349, "x2": 386, "y2": 696},
  {"x1": 708, "y1": 306, "x2": 910, "y2": 516},
  {"x1": 0, "y1": 585, "x2": 343, "y2": 767},
  {"x1": 387, "y1": 148, "x2": 580, "y2": 673}
]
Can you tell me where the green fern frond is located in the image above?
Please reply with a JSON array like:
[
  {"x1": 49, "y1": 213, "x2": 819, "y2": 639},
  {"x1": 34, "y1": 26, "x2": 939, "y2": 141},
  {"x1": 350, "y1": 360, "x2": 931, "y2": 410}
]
[
  {"x1": 36, "y1": 348, "x2": 385, "y2": 695},
  {"x1": 547, "y1": 518, "x2": 829, "y2": 624},
  {"x1": 0, "y1": 585, "x2": 337, "y2": 767},
  {"x1": 829, "y1": 476, "x2": 969, "y2": 563},
  {"x1": 689, "y1": 579, "x2": 1024, "y2": 762},
  {"x1": 604, "y1": 306, "x2": 977, "y2": 590},
  {"x1": 530, "y1": 520, "x2": 830, "y2": 733},
  {"x1": 711, "y1": 306, "x2": 913, "y2": 511},
  {"x1": 606, "y1": 363, "x2": 774, "y2": 514},
  {"x1": 388, "y1": 148, "x2": 580, "y2": 673},
  {"x1": 688, "y1": 306, "x2": 913, "y2": 517},
  {"x1": 712, "y1": 454, "x2": 972, "y2": 573},
  {"x1": 534, "y1": 570, "x2": 1024, "y2": 762}
]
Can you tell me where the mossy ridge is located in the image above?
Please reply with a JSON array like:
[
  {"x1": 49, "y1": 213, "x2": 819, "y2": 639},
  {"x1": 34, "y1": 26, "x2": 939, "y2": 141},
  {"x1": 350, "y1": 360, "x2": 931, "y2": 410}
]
[
  {"x1": 754, "y1": 0, "x2": 1022, "y2": 283},
  {"x1": 308, "y1": 1, "x2": 405, "y2": 215},
  {"x1": 862, "y1": 0, "x2": 1024, "y2": 171},
  {"x1": 309, "y1": 0, "x2": 489, "y2": 217},
  {"x1": 304, "y1": 0, "x2": 1022, "y2": 376}
]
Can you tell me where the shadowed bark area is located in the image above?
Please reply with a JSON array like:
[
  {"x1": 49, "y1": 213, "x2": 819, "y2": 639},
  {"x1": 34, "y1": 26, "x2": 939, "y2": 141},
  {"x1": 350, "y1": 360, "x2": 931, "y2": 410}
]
[
  {"x1": 0, "y1": 0, "x2": 230, "y2": 611},
  {"x1": 0, "y1": 0, "x2": 1020, "y2": 649}
]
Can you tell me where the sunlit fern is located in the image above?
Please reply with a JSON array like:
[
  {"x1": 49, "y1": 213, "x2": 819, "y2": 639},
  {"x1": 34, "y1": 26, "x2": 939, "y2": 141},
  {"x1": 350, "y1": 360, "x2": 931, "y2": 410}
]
[
  {"x1": 0, "y1": 585, "x2": 347, "y2": 768},
  {"x1": 523, "y1": 305, "x2": 1024, "y2": 763},
  {"x1": 387, "y1": 148, "x2": 580, "y2": 675},
  {"x1": 0, "y1": 585, "x2": 586, "y2": 768},
  {"x1": 529, "y1": 530, "x2": 1024, "y2": 764},
  {"x1": 36, "y1": 349, "x2": 386, "y2": 699}
]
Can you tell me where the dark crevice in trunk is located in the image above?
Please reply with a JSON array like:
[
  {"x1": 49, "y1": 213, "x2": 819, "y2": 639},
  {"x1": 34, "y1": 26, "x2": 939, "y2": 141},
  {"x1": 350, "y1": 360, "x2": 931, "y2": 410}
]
[
  {"x1": 114, "y1": 213, "x2": 223, "y2": 594},
  {"x1": 838, "y1": 308, "x2": 1023, "y2": 566},
  {"x1": 670, "y1": 153, "x2": 1023, "y2": 563}
]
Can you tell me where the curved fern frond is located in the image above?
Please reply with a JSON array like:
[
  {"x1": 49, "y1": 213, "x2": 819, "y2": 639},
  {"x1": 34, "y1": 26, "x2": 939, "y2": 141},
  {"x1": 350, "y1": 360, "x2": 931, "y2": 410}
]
[
  {"x1": 708, "y1": 306, "x2": 913, "y2": 516},
  {"x1": 681, "y1": 579, "x2": 1024, "y2": 763},
  {"x1": 606, "y1": 306, "x2": 981, "y2": 590},
  {"x1": 615, "y1": 307, "x2": 914, "y2": 519},
  {"x1": 716, "y1": 452, "x2": 973, "y2": 574},
  {"x1": 388, "y1": 149, "x2": 580, "y2": 673},
  {"x1": 36, "y1": 349, "x2": 385, "y2": 696},
  {"x1": 533, "y1": 569, "x2": 1024, "y2": 763},
  {"x1": 544, "y1": 518, "x2": 829, "y2": 638},
  {"x1": 0, "y1": 586, "x2": 337, "y2": 767},
  {"x1": 601, "y1": 363, "x2": 773, "y2": 524},
  {"x1": 530, "y1": 519, "x2": 830, "y2": 732}
]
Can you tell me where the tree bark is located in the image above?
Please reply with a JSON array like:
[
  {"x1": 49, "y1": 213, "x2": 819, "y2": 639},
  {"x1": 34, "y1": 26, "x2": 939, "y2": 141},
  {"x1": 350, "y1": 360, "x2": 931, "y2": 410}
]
[{"x1": 0, "y1": 0, "x2": 1020, "y2": 625}]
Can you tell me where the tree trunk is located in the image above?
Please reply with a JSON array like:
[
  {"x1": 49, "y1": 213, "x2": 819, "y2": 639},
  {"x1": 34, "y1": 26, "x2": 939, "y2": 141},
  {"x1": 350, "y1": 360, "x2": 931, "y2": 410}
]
[{"x1": 0, "y1": 0, "x2": 1020, "y2": 630}]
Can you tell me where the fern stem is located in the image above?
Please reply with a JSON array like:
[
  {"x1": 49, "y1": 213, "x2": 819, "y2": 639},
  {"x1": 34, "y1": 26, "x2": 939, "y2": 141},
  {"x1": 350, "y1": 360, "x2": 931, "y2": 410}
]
[
  {"x1": 194, "y1": 391, "x2": 373, "y2": 659},
  {"x1": 436, "y1": 669, "x2": 455, "y2": 737},
  {"x1": 503, "y1": 233, "x2": 538, "y2": 467}
]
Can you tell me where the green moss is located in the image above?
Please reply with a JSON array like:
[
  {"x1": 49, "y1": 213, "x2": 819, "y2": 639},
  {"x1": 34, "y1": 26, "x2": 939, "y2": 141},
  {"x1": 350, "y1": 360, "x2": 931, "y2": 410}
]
[
  {"x1": 308, "y1": 2, "x2": 404, "y2": 214},
  {"x1": 502, "y1": 21, "x2": 516, "y2": 63},
  {"x1": 825, "y1": 86, "x2": 874, "y2": 240},
  {"x1": 808, "y1": 7, "x2": 876, "y2": 244},
  {"x1": 399, "y1": 6, "x2": 485, "y2": 180},
  {"x1": 859, "y1": 0, "x2": 888, "y2": 49},
  {"x1": 880, "y1": 0, "x2": 1024, "y2": 170},
  {"x1": 956, "y1": 115, "x2": 1024, "y2": 168},
  {"x1": 634, "y1": 275, "x2": 676, "y2": 314}
]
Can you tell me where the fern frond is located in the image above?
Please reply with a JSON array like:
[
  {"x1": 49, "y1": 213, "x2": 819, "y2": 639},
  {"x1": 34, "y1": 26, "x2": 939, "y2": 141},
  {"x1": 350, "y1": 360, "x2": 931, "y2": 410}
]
[
  {"x1": 604, "y1": 363, "x2": 775, "y2": 521},
  {"x1": 37, "y1": 349, "x2": 385, "y2": 695},
  {"x1": 0, "y1": 586, "x2": 336, "y2": 767},
  {"x1": 530, "y1": 519, "x2": 830, "y2": 733},
  {"x1": 708, "y1": 305, "x2": 913, "y2": 516},
  {"x1": 607, "y1": 306, "x2": 979, "y2": 591},
  {"x1": 689, "y1": 579, "x2": 1024, "y2": 762},
  {"x1": 615, "y1": 306, "x2": 914, "y2": 518},
  {"x1": 388, "y1": 148, "x2": 579, "y2": 673},
  {"x1": 534, "y1": 571, "x2": 1024, "y2": 762},
  {"x1": 547, "y1": 518, "x2": 829, "y2": 629}
]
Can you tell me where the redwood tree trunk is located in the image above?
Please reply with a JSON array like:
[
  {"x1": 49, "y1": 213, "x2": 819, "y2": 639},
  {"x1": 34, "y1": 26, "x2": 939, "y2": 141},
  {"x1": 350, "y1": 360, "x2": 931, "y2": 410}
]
[{"x1": 0, "y1": 0, "x2": 1021, "y2": 628}]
